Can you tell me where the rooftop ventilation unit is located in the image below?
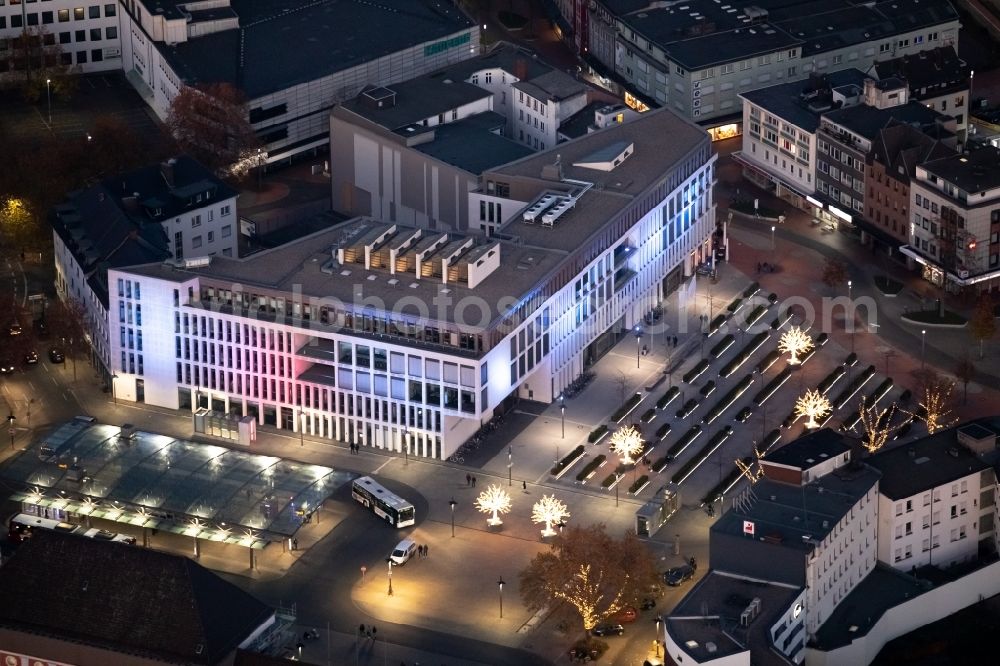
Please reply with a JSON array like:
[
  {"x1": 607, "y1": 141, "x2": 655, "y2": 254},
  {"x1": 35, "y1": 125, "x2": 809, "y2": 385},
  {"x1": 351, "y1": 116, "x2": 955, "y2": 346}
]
[
  {"x1": 523, "y1": 194, "x2": 558, "y2": 222},
  {"x1": 541, "y1": 197, "x2": 576, "y2": 227}
]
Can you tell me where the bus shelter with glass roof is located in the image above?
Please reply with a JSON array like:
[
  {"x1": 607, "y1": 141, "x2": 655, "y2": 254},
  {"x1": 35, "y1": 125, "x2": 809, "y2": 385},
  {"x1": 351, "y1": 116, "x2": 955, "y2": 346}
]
[{"x1": 0, "y1": 418, "x2": 350, "y2": 568}]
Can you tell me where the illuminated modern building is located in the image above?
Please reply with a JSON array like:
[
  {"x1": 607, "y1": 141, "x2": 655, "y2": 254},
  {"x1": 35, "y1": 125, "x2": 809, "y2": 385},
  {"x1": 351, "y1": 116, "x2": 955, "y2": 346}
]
[
  {"x1": 109, "y1": 108, "x2": 717, "y2": 458},
  {"x1": 0, "y1": 1, "x2": 122, "y2": 75}
]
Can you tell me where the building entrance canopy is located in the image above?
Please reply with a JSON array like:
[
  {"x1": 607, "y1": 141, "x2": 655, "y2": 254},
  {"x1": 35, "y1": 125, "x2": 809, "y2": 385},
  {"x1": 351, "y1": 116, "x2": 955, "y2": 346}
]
[{"x1": 0, "y1": 419, "x2": 349, "y2": 544}]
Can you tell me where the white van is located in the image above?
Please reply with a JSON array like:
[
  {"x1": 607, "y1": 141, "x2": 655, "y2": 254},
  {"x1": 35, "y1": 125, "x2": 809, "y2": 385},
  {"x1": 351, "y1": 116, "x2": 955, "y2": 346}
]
[{"x1": 389, "y1": 538, "x2": 417, "y2": 565}]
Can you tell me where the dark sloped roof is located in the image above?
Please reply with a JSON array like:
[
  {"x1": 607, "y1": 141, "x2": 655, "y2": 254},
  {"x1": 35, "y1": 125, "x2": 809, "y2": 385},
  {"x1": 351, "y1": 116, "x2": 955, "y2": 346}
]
[
  {"x1": 0, "y1": 530, "x2": 273, "y2": 664},
  {"x1": 740, "y1": 69, "x2": 869, "y2": 132},
  {"x1": 763, "y1": 427, "x2": 850, "y2": 471},
  {"x1": 870, "y1": 120, "x2": 957, "y2": 183},
  {"x1": 824, "y1": 100, "x2": 949, "y2": 141},
  {"x1": 871, "y1": 46, "x2": 966, "y2": 98}
]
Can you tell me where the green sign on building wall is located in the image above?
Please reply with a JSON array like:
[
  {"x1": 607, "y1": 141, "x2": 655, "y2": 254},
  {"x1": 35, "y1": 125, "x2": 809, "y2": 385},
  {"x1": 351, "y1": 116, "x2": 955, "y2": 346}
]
[{"x1": 424, "y1": 32, "x2": 471, "y2": 57}]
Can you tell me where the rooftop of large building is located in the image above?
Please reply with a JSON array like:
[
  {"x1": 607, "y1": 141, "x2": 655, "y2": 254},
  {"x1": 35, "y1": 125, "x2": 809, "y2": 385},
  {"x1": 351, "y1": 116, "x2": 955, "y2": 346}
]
[
  {"x1": 610, "y1": 0, "x2": 959, "y2": 71},
  {"x1": 865, "y1": 420, "x2": 997, "y2": 500},
  {"x1": 488, "y1": 107, "x2": 710, "y2": 253},
  {"x1": 126, "y1": 109, "x2": 707, "y2": 333},
  {"x1": 712, "y1": 464, "x2": 880, "y2": 551},
  {"x1": 152, "y1": 0, "x2": 474, "y2": 98},
  {"x1": 870, "y1": 45, "x2": 967, "y2": 98},
  {"x1": 823, "y1": 99, "x2": 951, "y2": 141},
  {"x1": 870, "y1": 120, "x2": 957, "y2": 182},
  {"x1": 740, "y1": 69, "x2": 869, "y2": 132},
  {"x1": 665, "y1": 570, "x2": 802, "y2": 666},
  {"x1": 0, "y1": 529, "x2": 274, "y2": 664},
  {"x1": 919, "y1": 145, "x2": 1000, "y2": 194},
  {"x1": 411, "y1": 112, "x2": 534, "y2": 173},
  {"x1": 762, "y1": 427, "x2": 851, "y2": 472},
  {"x1": 512, "y1": 69, "x2": 588, "y2": 102},
  {"x1": 49, "y1": 156, "x2": 232, "y2": 307},
  {"x1": 811, "y1": 563, "x2": 930, "y2": 650},
  {"x1": 340, "y1": 77, "x2": 492, "y2": 133}
]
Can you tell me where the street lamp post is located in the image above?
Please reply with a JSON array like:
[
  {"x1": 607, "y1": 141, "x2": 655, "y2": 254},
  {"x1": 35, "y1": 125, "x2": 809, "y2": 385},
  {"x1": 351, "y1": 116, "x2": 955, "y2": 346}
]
[
  {"x1": 403, "y1": 426, "x2": 409, "y2": 466},
  {"x1": 6, "y1": 413, "x2": 15, "y2": 450},
  {"x1": 635, "y1": 326, "x2": 642, "y2": 368},
  {"x1": 449, "y1": 497, "x2": 456, "y2": 537},
  {"x1": 386, "y1": 558, "x2": 393, "y2": 596},
  {"x1": 615, "y1": 471, "x2": 620, "y2": 507},
  {"x1": 921, "y1": 329, "x2": 927, "y2": 370},
  {"x1": 299, "y1": 410, "x2": 305, "y2": 447},
  {"x1": 848, "y1": 280, "x2": 855, "y2": 354},
  {"x1": 497, "y1": 576, "x2": 505, "y2": 619},
  {"x1": 655, "y1": 616, "x2": 663, "y2": 657},
  {"x1": 770, "y1": 225, "x2": 775, "y2": 251},
  {"x1": 257, "y1": 148, "x2": 263, "y2": 190},
  {"x1": 560, "y1": 394, "x2": 565, "y2": 439},
  {"x1": 46, "y1": 78, "x2": 51, "y2": 124},
  {"x1": 507, "y1": 444, "x2": 512, "y2": 486},
  {"x1": 111, "y1": 373, "x2": 119, "y2": 406}
]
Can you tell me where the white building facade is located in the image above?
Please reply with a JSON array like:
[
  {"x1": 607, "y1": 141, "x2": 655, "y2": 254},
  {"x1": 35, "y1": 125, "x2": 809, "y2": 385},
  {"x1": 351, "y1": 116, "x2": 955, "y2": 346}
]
[
  {"x1": 0, "y1": 0, "x2": 122, "y2": 75},
  {"x1": 109, "y1": 110, "x2": 716, "y2": 457}
]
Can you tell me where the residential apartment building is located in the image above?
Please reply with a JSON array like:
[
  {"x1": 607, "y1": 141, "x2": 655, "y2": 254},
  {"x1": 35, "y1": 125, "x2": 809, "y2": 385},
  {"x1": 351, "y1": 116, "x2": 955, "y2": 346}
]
[
  {"x1": 904, "y1": 145, "x2": 1000, "y2": 290},
  {"x1": 50, "y1": 156, "x2": 237, "y2": 382},
  {"x1": 667, "y1": 429, "x2": 880, "y2": 665},
  {"x1": 866, "y1": 122, "x2": 956, "y2": 248},
  {"x1": 109, "y1": 109, "x2": 717, "y2": 457},
  {"x1": 815, "y1": 79, "x2": 954, "y2": 229},
  {"x1": 329, "y1": 78, "x2": 531, "y2": 232},
  {"x1": 738, "y1": 69, "x2": 868, "y2": 213},
  {"x1": 116, "y1": 0, "x2": 479, "y2": 164},
  {"x1": 581, "y1": 0, "x2": 960, "y2": 136},
  {"x1": 867, "y1": 423, "x2": 996, "y2": 571},
  {"x1": 868, "y1": 46, "x2": 969, "y2": 142},
  {"x1": 0, "y1": 0, "x2": 121, "y2": 75}
]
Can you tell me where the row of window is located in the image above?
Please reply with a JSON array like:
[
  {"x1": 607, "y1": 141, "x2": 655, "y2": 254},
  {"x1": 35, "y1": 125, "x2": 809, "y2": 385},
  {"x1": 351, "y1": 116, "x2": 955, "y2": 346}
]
[{"x1": 0, "y1": 3, "x2": 115, "y2": 26}]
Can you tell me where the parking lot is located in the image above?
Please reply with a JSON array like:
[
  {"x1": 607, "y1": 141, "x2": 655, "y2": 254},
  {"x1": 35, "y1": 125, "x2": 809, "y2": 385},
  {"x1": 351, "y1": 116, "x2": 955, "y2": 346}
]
[{"x1": 0, "y1": 72, "x2": 162, "y2": 142}]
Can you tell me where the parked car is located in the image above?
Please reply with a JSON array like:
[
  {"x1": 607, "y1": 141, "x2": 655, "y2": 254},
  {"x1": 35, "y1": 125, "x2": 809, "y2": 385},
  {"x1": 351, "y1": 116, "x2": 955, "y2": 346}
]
[
  {"x1": 48, "y1": 348, "x2": 65, "y2": 363},
  {"x1": 591, "y1": 623, "x2": 625, "y2": 637},
  {"x1": 0, "y1": 358, "x2": 14, "y2": 374},
  {"x1": 664, "y1": 564, "x2": 695, "y2": 587},
  {"x1": 613, "y1": 606, "x2": 638, "y2": 623},
  {"x1": 735, "y1": 406, "x2": 754, "y2": 423},
  {"x1": 640, "y1": 597, "x2": 657, "y2": 611},
  {"x1": 388, "y1": 538, "x2": 417, "y2": 565},
  {"x1": 7, "y1": 322, "x2": 22, "y2": 336},
  {"x1": 23, "y1": 350, "x2": 38, "y2": 365}
]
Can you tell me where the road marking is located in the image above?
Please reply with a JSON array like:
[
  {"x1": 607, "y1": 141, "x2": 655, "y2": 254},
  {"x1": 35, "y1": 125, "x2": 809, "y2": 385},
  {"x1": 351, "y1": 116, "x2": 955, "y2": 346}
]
[
  {"x1": 27, "y1": 381, "x2": 36, "y2": 393},
  {"x1": 371, "y1": 459, "x2": 393, "y2": 476}
]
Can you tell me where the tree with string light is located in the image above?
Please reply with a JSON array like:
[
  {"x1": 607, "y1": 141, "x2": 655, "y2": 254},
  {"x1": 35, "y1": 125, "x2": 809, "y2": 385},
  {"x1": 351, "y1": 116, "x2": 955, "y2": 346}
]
[
  {"x1": 779, "y1": 326, "x2": 814, "y2": 365},
  {"x1": 853, "y1": 396, "x2": 901, "y2": 455},
  {"x1": 532, "y1": 495, "x2": 570, "y2": 537},
  {"x1": 916, "y1": 373, "x2": 957, "y2": 434},
  {"x1": 519, "y1": 523, "x2": 659, "y2": 636},
  {"x1": 795, "y1": 389, "x2": 831, "y2": 429},
  {"x1": 476, "y1": 484, "x2": 512, "y2": 526},
  {"x1": 609, "y1": 425, "x2": 644, "y2": 465}
]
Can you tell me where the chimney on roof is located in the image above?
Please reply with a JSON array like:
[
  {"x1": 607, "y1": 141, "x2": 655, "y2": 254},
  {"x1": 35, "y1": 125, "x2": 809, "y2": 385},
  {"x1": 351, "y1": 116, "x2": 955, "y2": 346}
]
[
  {"x1": 514, "y1": 57, "x2": 529, "y2": 81},
  {"x1": 161, "y1": 159, "x2": 177, "y2": 188}
]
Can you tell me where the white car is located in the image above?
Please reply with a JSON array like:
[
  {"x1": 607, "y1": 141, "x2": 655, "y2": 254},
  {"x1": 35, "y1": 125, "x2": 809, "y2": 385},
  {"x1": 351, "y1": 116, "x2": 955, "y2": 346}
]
[{"x1": 389, "y1": 538, "x2": 417, "y2": 565}]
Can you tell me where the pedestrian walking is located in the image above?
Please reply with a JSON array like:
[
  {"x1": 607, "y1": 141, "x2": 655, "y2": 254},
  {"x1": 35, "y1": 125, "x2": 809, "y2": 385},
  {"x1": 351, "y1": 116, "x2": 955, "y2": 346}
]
[
  {"x1": 359, "y1": 623, "x2": 366, "y2": 637},
  {"x1": 522, "y1": 480, "x2": 527, "y2": 492},
  {"x1": 424, "y1": 544, "x2": 429, "y2": 557},
  {"x1": 292, "y1": 537, "x2": 298, "y2": 551},
  {"x1": 472, "y1": 475, "x2": 477, "y2": 487},
  {"x1": 466, "y1": 473, "x2": 471, "y2": 487}
]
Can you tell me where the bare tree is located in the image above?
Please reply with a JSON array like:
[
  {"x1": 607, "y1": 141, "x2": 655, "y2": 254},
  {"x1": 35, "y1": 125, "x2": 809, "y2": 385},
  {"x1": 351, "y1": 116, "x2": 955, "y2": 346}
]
[
  {"x1": 0, "y1": 26, "x2": 77, "y2": 102},
  {"x1": 614, "y1": 370, "x2": 629, "y2": 407},
  {"x1": 954, "y1": 354, "x2": 975, "y2": 405},
  {"x1": 821, "y1": 257, "x2": 849, "y2": 289},
  {"x1": 46, "y1": 297, "x2": 89, "y2": 381},
  {"x1": 969, "y1": 295, "x2": 996, "y2": 359},
  {"x1": 165, "y1": 83, "x2": 262, "y2": 176}
]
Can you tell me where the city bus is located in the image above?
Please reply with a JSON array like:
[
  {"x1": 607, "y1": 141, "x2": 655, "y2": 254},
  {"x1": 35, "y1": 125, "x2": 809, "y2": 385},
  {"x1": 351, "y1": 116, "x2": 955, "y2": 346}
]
[
  {"x1": 7, "y1": 513, "x2": 136, "y2": 545},
  {"x1": 351, "y1": 476, "x2": 415, "y2": 528}
]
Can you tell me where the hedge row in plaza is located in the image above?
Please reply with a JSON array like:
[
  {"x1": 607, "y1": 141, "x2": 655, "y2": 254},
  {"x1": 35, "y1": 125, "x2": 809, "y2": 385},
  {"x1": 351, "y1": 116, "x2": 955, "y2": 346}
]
[
  {"x1": 815, "y1": 332, "x2": 829, "y2": 347},
  {"x1": 759, "y1": 429, "x2": 782, "y2": 455},
  {"x1": 667, "y1": 425, "x2": 703, "y2": 459},
  {"x1": 576, "y1": 454, "x2": 607, "y2": 482},
  {"x1": 753, "y1": 367, "x2": 792, "y2": 405},
  {"x1": 843, "y1": 352, "x2": 858, "y2": 367},
  {"x1": 702, "y1": 461, "x2": 747, "y2": 505},
  {"x1": 640, "y1": 408, "x2": 657, "y2": 423},
  {"x1": 629, "y1": 475, "x2": 650, "y2": 494},
  {"x1": 869, "y1": 378, "x2": 894, "y2": 403},
  {"x1": 709, "y1": 314, "x2": 727, "y2": 335},
  {"x1": 699, "y1": 380, "x2": 717, "y2": 398},
  {"x1": 702, "y1": 375, "x2": 755, "y2": 425},
  {"x1": 757, "y1": 349, "x2": 782, "y2": 374},
  {"x1": 720, "y1": 330, "x2": 770, "y2": 378},
  {"x1": 655, "y1": 422, "x2": 672, "y2": 441},
  {"x1": 657, "y1": 386, "x2": 680, "y2": 409},
  {"x1": 610, "y1": 393, "x2": 643, "y2": 422},
  {"x1": 683, "y1": 359, "x2": 710, "y2": 384},
  {"x1": 767, "y1": 292, "x2": 778, "y2": 304},
  {"x1": 551, "y1": 445, "x2": 585, "y2": 476},
  {"x1": 710, "y1": 334, "x2": 736, "y2": 359},
  {"x1": 672, "y1": 426, "x2": 733, "y2": 484},
  {"x1": 588, "y1": 425, "x2": 609, "y2": 444},
  {"x1": 726, "y1": 297, "x2": 744, "y2": 314},
  {"x1": 833, "y1": 365, "x2": 876, "y2": 409},
  {"x1": 743, "y1": 282, "x2": 761, "y2": 299},
  {"x1": 817, "y1": 367, "x2": 847, "y2": 395},
  {"x1": 771, "y1": 309, "x2": 792, "y2": 329},
  {"x1": 744, "y1": 304, "x2": 767, "y2": 328}
]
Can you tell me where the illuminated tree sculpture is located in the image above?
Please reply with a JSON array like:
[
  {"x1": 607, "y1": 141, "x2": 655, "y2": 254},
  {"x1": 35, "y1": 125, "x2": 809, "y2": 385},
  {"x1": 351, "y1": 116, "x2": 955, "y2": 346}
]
[
  {"x1": 795, "y1": 389, "x2": 831, "y2": 429},
  {"x1": 918, "y1": 376, "x2": 957, "y2": 434},
  {"x1": 609, "y1": 425, "x2": 644, "y2": 465},
  {"x1": 532, "y1": 495, "x2": 570, "y2": 537},
  {"x1": 779, "y1": 326, "x2": 814, "y2": 365},
  {"x1": 853, "y1": 396, "x2": 900, "y2": 454},
  {"x1": 476, "y1": 484, "x2": 512, "y2": 526}
]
